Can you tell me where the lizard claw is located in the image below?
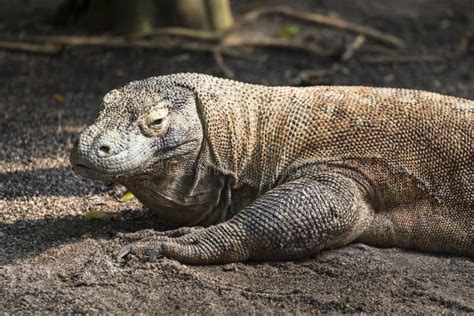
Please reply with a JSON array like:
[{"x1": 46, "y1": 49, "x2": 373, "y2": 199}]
[
  {"x1": 117, "y1": 241, "x2": 165, "y2": 262},
  {"x1": 149, "y1": 245, "x2": 164, "y2": 262},
  {"x1": 115, "y1": 229, "x2": 201, "y2": 262},
  {"x1": 117, "y1": 243, "x2": 134, "y2": 260}
]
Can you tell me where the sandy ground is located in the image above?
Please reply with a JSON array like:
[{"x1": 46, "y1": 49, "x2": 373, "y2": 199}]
[{"x1": 1, "y1": 0, "x2": 473, "y2": 313}]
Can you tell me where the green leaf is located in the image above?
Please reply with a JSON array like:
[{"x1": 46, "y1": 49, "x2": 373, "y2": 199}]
[{"x1": 279, "y1": 25, "x2": 301, "y2": 38}]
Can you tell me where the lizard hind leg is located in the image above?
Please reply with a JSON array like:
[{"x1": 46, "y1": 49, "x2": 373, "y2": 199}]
[{"x1": 356, "y1": 200, "x2": 473, "y2": 256}]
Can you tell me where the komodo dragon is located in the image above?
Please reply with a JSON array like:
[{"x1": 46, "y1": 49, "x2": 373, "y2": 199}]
[{"x1": 70, "y1": 73, "x2": 473, "y2": 263}]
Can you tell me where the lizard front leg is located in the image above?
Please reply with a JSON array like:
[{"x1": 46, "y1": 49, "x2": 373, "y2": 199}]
[{"x1": 117, "y1": 171, "x2": 374, "y2": 264}]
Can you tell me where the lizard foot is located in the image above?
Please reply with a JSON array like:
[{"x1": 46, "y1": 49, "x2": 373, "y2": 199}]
[
  {"x1": 116, "y1": 228, "x2": 205, "y2": 262},
  {"x1": 116, "y1": 235, "x2": 172, "y2": 262}
]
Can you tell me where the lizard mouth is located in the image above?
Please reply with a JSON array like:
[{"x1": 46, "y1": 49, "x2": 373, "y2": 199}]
[
  {"x1": 73, "y1": 163, "x2": 99, "y2": 173},
  {"x1": 70, "y1": 139, "x2": 201, "y2": 181},
  {"x1": 71, "y1": 162, "x2": 115, "y2": 180},
  {"x1": 69, "y1": 147, "x2": 119, "y2": 180},
  {"x1": 70, "y1": 150, "x2": 154, "y2": 180}
]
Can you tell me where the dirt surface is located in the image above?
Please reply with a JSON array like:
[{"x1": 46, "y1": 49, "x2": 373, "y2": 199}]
[{"x1": 1, "y1": 0, "x2": 473, "y2": 313}]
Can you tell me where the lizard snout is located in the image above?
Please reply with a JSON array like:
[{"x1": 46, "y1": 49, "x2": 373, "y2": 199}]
[
  {"x1": 70, "y1": 124, "x2": 154, "y2": 179},
  {"x1": 70, "y1": 127, "x2": 125, "y2": 175}
]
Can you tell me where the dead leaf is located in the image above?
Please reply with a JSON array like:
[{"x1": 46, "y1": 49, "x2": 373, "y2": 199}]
[
  {"x1": 120, "y1": 191, "x2": 135, "y2": 201},
  {"x1": 279, "y1": 25, "x2": 301, "y2": 38},
  {"x1": 84, "y1": 209, "x2": 117, "y2": 221},
  {"x1": 52, "y1": 93, "x2": 64, "y2": 104}
]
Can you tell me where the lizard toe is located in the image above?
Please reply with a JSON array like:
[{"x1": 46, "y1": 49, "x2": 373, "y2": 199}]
[
  {"x1": 116, "y1": 236, "x2": 172, "y2": 261},
  {"x1": 117, "y1": 243, "x2": 134, "y2": 260},
  {"x1": 149, "y1": 245, "x2": 164, "y2": 262}
]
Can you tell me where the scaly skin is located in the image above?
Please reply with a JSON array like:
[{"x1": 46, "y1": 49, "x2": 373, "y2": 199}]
[{"x1": 70, "y1": 73, "x2": 473, "y2": 263}]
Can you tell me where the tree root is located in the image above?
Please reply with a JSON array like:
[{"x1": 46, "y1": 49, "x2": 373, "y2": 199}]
[
  {"x1": 0, "y1": 34, "x2": 244, "y2": 58},
  {"x1": 132, "y1": 27, "x2": 221, "y2": 41},
  {"x1": 213, "y1": 5, "x2": 405, "y2": 78},
  {"x1": 0, "y1": 5, "x2": 411, "y2": 79},
  {"x1": 226, "y1": 6, "x2": 405, "y2": 48},
  {"x1": 0, "y1": 40, "x2": 63, "y2": 54},
  {"x1": 213, "y1": 36, "x2": 340, "y2": 78}
]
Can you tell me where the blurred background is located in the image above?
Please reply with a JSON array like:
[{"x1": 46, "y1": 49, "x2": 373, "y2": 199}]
[
  {"x1": 0, "y1": 1, "x2": 473, "y2": 313},
  {"x1": 1, "y1": 0, "x2": 472, "y2": 90}
]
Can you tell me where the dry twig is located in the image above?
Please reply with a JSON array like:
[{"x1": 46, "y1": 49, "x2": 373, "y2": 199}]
[
  {"x1": 222, "y1": 36, "x2": 338, "y2": 57},
  {"x1": 341, "y1": 35, "x2": 366, "y2": 60},
  {"x1": 214, "y1": 35, "x2": 339, "y2": 78},
  {"x1": 133, "y1": 27, "x2": 220, "y2": 42},
  {"x1": 0, "y1": 40, "x2": 62, "y2": 54}
]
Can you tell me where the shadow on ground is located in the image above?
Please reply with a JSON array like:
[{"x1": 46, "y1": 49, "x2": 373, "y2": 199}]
[
  {"x1": 0, "y1": 167, "x2": 103, "y2": 200},
  {"x1": 1, "y1": 209, "x2": 168, "y2": 265}
]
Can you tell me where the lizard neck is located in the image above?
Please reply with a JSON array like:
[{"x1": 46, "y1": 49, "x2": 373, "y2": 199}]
[
  {"x1": 165, "y1": 73, "x2": 267, "y2": 192},
  {"x1": 123, "y1": 142, "x2": 230, "y2": 227},
  {"x1": 196, "y1": 82, "x2": 265, "y2": 191}
]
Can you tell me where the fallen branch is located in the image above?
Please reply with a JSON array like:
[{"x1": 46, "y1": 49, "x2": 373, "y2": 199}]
[
  {"x1": 132, "y1": 27, "x2": 221, "y2": 42},
  {"x1": 222, "y1": 36, "x2": 339, "y2": 57},
  {"x1": 24, "y1": 35, "x2": 125, "y2": 46},
  {"x1": 214, "y1": 36, "x2": 340, "y2": 78},
  {"x1": 214, "y1": 36, "x2": 340, "y2": 79},
  {"x1": 0, "y1": 34, "x2": 246, "y2": 58},
  {"x1": 227, "y1": 6, "x2": 405, "y2": 48},
  {"x1": 1, "y1": 6, "x2": 408, "y2": 78},
  {"x1": 0, "y1": 40, "x2": 62, "y2": 54},
  {"x1": 213, "y1": 5, "x2": 404, "y2": 78}
]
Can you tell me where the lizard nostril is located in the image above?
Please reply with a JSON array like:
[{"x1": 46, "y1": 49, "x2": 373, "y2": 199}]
[{"x1": 98, "y1": 145, "x2": 111, "y2": 157}]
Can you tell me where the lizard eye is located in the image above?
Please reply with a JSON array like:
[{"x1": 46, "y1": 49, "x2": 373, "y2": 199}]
[
  {"x1": 144, "y1": 108, "x2": 169, "y2": 135},
  {"x1": 149, "y1": 117, "x2": 163, "y2": 127}
]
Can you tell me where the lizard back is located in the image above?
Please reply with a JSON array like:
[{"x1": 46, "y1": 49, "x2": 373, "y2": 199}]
[{"x1": 166, "y1": 74, "x2": 473, "y2": 210}]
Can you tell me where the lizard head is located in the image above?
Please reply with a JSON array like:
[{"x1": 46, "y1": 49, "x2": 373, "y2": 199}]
[{"x1": 70, "y1": 78, "x2": 203, "y2": 182}]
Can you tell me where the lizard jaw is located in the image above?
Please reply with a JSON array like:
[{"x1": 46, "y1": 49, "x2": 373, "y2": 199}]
[
  {"x1": 69, "y1": 139, "x2": 201, "y2": 181},
  {"x1": 70, "y1": 147, "x2": 118, "y2": 180}
]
